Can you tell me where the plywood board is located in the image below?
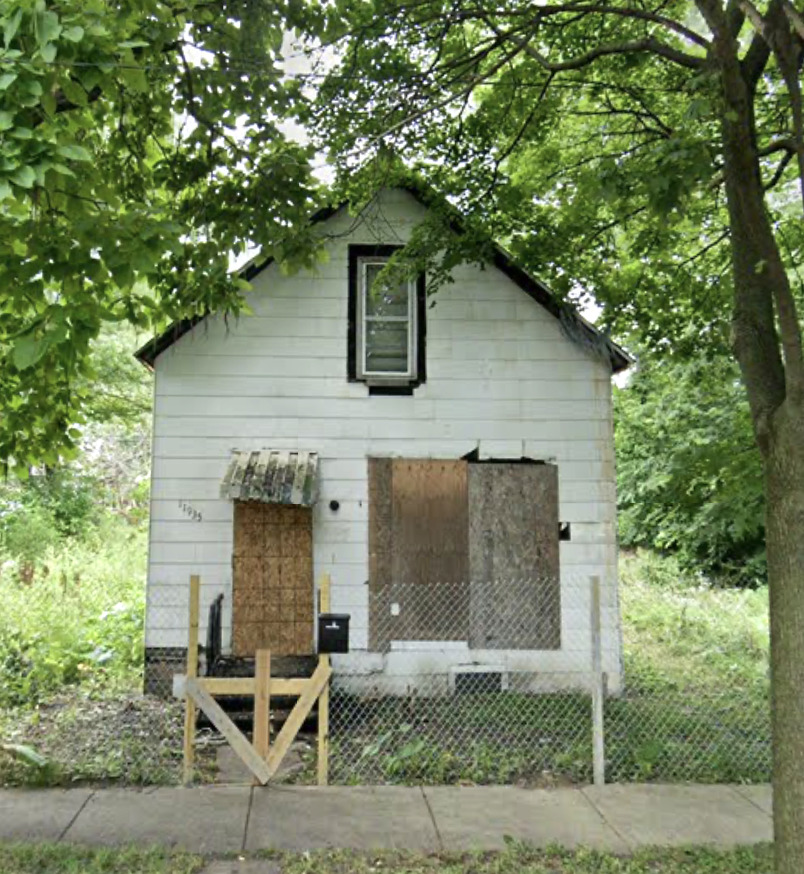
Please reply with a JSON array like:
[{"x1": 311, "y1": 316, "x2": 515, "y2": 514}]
[
  {"x1": 232, "y1": 501, "x2": 314, "y2": 656},
  {"x1": 369, "y1": 458, "x2": 469, "y2": 648},
  {"x1": 468, "y1": 462, "x2": 561, "y2": 649}
]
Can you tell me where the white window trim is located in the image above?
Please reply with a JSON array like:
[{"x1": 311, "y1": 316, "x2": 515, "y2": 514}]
[{"x1": 356, "y1": 257, "x2": 418, "y2": 382}]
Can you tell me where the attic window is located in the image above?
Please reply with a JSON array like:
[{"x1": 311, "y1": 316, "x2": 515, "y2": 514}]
[{"x1": 348, "y1": 245, "x2": 426, "y2": 391}]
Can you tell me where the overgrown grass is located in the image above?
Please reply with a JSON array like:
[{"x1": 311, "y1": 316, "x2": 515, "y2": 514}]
[
  {"x1": 0, "y1": 844, "x2": 776, "y2": 874},
  {"x1": 619, "y1": 550, "x2": 770, "y2": 695},
  {"x1": 323, "y1": 552, "x2": 771, "y2": 787},
  {"x1": 0, "y1": 843, "x2": 204, "y2": 874},
  {"x1": 1, "y1": 538, "x2": 773, "y2": 788},
  {"x1": 277, "y1": 845, "x2": 774, "y2": 873},
  {"x1": 0, "y1": 519, "x2": 147, "y2": 708}
]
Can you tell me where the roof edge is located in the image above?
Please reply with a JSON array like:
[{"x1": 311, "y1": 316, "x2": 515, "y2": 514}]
[{"x1": 134, "y1": 188, "x2": 631, "y2": 373}]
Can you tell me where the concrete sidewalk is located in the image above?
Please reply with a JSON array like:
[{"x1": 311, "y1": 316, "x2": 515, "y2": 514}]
[{"x1": 0, "y1": 784, "x2": 773, "y2": 856}]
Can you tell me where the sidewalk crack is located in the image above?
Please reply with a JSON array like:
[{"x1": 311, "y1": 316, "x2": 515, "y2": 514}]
[
  {"x1": 729, "y1": 785, "x2": 773, "y2": 819},
  {"x1": 58, "y1": 790, "x2": 95, "y2": 843},
  {"x1": 241, "y1": 786, "x2": 255, "y2": 853},
  {"x1": 578, "y1": 787, "x2": 633, "y2": 852},
  {"x1": 420, "y1": 787, "x2": 443, "y2": 852}
]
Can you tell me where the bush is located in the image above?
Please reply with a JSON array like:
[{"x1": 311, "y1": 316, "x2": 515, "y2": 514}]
[
  {"x1": 0, "y1": 521, "x2": 147, "y2": 708},
  {"x1": 615, "y1": 351, "x2": 765, "y2": 586}
]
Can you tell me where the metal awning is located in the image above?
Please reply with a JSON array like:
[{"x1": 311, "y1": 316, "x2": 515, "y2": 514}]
[{"x1": 220, "y1": 450, "x2": 319, "y2": 506}]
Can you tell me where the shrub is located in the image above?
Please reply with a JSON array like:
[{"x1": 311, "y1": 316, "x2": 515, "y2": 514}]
[{"x1": 0, "y1": 521, "x2": 147, "y2": 708}]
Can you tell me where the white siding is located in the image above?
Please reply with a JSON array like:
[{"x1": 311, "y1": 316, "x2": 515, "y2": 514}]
[{"x1": 145, "y1": 188, "x2": 621, "y2": 684}]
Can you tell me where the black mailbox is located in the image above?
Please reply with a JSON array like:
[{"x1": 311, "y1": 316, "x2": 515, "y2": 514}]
[{"x1": 318, "y1": 613, "x2": 350, "y2": 654}]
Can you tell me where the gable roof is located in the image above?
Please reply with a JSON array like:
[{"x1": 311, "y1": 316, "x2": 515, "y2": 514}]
[{"x1": 135, "y1": 188, "x2": 631, "y2": 372}]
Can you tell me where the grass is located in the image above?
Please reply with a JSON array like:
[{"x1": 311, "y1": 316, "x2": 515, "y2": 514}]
[
  {"x1": 0, "y1": 844, "x2": 776, "y2": 874},
  {"x1": 0, "y1": 843, "x2": 204, "y2": 874},
  {"x1": 278, "y1": 846, "x2": 775, "y2": 873},
  {"x1": 318, "y1": 552, "x2": 772, "y2": 787},
  {"x1": 0, "y1": 539, "x2": 773, "y2": 788}
]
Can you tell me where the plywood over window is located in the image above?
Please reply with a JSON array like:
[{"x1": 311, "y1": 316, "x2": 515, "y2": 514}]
[
  {"x1": 468, "y1": 463, "x2": 561, "y2": 650},
  {"x1": 368, "y1": 458, "x2": 561, "y2": 652},
  {"x1": 369, "y1": 458, "x2": 469, "y2": 649},
  {"x1": 232, "y1": 502, "x2": 314, "y2": 656}
]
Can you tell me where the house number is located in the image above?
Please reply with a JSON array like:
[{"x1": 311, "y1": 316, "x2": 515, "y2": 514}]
[{"x1": 178, "y1": 500, "x2": 202, "y2": 522}]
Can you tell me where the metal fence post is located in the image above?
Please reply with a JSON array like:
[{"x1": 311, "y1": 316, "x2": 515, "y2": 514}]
[{"x1": 590, "y1": 575, "x2": 606, "y2": 787}]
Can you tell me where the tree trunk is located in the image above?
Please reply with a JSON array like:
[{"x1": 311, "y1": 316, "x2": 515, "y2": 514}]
[
  {"x1": 712, "y1": 20, "x2": 804, "y2": 872},
  {"x1": 765, "y1": 408, "x2": 804, "y2": 874}
]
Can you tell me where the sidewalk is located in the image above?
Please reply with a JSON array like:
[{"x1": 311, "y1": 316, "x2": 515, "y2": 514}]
[{"x1": 0, "y1": 784, "x2": 773, "y2": 856}]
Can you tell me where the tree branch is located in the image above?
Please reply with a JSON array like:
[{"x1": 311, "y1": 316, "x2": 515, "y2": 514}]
[{"x1": 485, "y1": 21, "x2": 705, "y2": 72}]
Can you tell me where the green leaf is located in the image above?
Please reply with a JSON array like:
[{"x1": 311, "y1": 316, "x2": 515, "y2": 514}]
[
  {"x1": 10, "y1": 165, "x2": 36, "y2": 188},
  {"x1": 1, "y1": 743, "x2": 49, "y2": 769},
  {"x1": 40, "y1": 41, "x2": 57, "y2": 63},
  {"x1": 0, "y1": 71, "x2": 18, "y2": 90},
  {"x1": 56, "y1": 143, "x2": 91, "y2": 162},
  {"x1": 3, "y1": 7, "x2": 23, "y2": 47},
  {"x1": 0, "y1": 109, "x2": 13, "y2": 130},
  {"x1": 13, "y1": 333, "x2": 48, "y2": 369},
  {"x1": 34, "y1": 9, "x2": 61, "y2": 47},
  {"x1": 0, "y1": 178, "x2": 11, "y2": 200},
  {"x1": 62, "y1": 25, "x2": 84, "y2": 42}
]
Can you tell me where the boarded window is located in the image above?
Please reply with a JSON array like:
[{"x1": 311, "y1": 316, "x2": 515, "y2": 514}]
[
  {"x1": 368, "y1": 459, "x2": 469, "y2": 649},
  {"x1": 468, "y1": 463, "x2": 561, "y2": 650},
  {"x1": 232, "y1": 502, "x2": 314, "y2": 656},
  {"x1": 368, "y1": 458, "x2": 561, "y2": 651}
]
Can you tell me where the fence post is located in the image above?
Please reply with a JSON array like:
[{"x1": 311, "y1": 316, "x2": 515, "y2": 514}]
[
  {"x1": 590, "y1": 575, "x2": 606, "y2": 787},
  {"x1": 183, "y1": 574, "x2": 200, "y2": 785}
]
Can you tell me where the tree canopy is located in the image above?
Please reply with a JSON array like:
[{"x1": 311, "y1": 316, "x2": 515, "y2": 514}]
[{"x1": 0, "y1": 0, "x2": 328, "y2": 472}]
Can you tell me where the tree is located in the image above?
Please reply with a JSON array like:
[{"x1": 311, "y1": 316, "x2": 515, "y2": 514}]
[
  {"x1": 0, "y1": 0, "x2": 325, "y2": 473},
  {"x1": 615, "y1": 349, "x2": 765, "y2": 586},
  {"x1": 306, "y1": 2, "x2": 804, "y2": 869}
]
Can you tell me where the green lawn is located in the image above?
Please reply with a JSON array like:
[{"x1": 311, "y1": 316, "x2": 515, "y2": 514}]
[
  {"x1": 0, "y1": 844, "x2": 775, "y2": 874},
  {"x1": 0, "y1": 844, "x2": 204, "y2": 874}
]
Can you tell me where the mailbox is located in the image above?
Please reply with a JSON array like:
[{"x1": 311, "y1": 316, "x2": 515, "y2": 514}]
[{"x1": 318, "y1": 613, "x2": 350, "y2": 654}]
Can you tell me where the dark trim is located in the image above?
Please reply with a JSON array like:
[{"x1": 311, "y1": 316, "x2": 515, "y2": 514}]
[
  {"x1": 134, "y1": 185, "x2": 631, "y2": 373},
  {"x1": 347, "y1": 244, "x2": 426, "y2": 391},
  {"x1": 369, "y1": 385, "x2": 415, "y2": 396}
]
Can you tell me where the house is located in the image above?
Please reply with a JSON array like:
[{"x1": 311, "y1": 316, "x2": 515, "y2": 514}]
[{"x1": 136, "y1": 185, "x2": 630, "y2": 696}]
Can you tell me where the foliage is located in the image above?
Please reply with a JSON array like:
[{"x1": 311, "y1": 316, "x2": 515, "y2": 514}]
[
  {"x1": 278, "y1": 845, "x2": 774, "y2": 874},
  {"x1": 619, "y1": 551, "x2": 770, "y2": 694},
  {"x1": 615, "y1": 351, "x2": 766, "y2": 585},
  {"x1": 0, "y1": 520, "x2": 147, "y2": 708},
  {"x1": 0, "y1": 843, "x2": 204, "y2": 874},
  {"x1": 0, "y1": 0, "x2": 325, "y2": 471}
]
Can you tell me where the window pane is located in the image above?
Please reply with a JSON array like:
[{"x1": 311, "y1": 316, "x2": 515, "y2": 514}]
[
  {"x1": 365, "y1": 263, "x2": 410, "y2": 317},
  {"x1": 365, "y1": 321, "x2": 409, "y2": 373}
]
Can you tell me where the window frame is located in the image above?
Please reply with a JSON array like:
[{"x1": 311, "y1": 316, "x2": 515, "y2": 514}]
[{"x1": 348, "y1": 245, "x2": 426, "y2": 393}]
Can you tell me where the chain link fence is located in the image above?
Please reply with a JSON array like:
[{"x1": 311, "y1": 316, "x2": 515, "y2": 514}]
[{"x1": 0, "y1": 563, "x2": 771, "y2": 788}]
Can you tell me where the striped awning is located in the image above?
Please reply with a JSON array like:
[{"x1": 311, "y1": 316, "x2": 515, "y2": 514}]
[{"x1": 220, "y1": 450, "x2": 319, "y2": 506}]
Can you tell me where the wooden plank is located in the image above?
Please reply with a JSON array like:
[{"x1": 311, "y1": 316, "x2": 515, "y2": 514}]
[
  {"x1": 185, "y1": 678, "x2": 272, "y2": 785},
  {"x1": 389, "y1": 459, "x2": 469, "y2": 642},
  {"x1": 253, "y1": 650, "x2": 271, "y2": 775},
  {"x1": 178, "y1": 676, "x2": 310, "y2": 698},
  {"x1": 468, "y1": 462, "x2": 561, "y2": 650},
  {"x1": 265, "y1": 661, "x2": 331, "y2": 778},
  {"x1": 183, "y1": 574, "x2": 200, "y2": 785},
  {"x1": 317, "y1": 573, "x2": 331, "y2": 786},
  {"x1": 368, "y1": 457, "x2": 393, "y2": 651}
]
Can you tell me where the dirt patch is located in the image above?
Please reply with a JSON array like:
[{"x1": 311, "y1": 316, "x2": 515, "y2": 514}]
[{"x1": 1, "y1": 687, "x2": 216, "y2": 786}]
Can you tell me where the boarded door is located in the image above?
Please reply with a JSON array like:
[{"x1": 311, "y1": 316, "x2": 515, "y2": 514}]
[
  {"x1": 369, "y1": 458, "x2": 469, "y2": 649},
  {"x1": 232, "y1": 501, "x2": 314, "y2": 656},
  {"x1": 468, "y1": 463, "x2": 561, "y2": 649}
]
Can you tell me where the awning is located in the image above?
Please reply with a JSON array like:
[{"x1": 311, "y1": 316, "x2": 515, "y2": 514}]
[{"x1": 220, "y1": 450, "x2": 319, "y2": 506}]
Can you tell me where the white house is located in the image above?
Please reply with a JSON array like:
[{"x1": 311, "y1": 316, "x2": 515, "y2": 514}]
[{"x1": 136, "y1": 185, "x2": 630, "y2": 695}]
